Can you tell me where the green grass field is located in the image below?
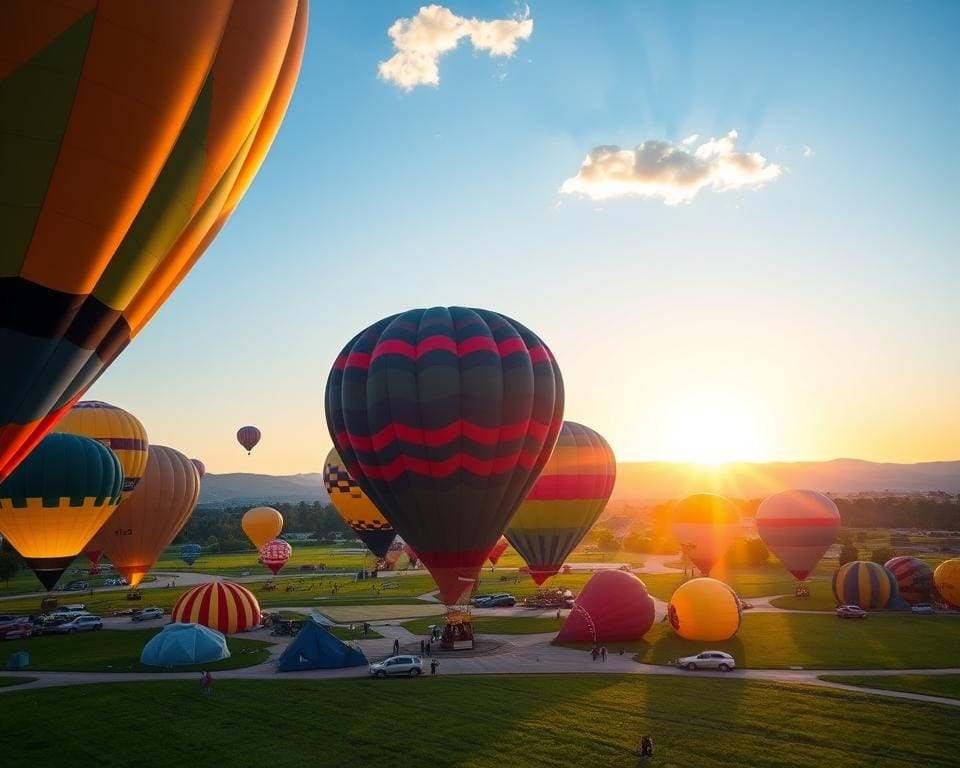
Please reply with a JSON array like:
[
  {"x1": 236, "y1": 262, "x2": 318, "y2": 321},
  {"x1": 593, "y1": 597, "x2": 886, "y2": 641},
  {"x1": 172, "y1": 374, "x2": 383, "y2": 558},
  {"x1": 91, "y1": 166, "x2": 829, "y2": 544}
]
[
  {"x1": 820, "y1": 674, "x2": 960, "y2": 700},
  {"x1": 0, "y1": 630, "x2": 271, "y2": 673},
  {"x1": 0, "y1": 676, "x2": 35, "y2": 687},
  {"x1": 626, "y1": 613, "x2": 960, "y2": 669},
  {"x1": 402, "y1": 615, "x2": 565, "y2": 635},
  {"x1": 0, "y1": 676, "x2": 956, "y2": 767}
]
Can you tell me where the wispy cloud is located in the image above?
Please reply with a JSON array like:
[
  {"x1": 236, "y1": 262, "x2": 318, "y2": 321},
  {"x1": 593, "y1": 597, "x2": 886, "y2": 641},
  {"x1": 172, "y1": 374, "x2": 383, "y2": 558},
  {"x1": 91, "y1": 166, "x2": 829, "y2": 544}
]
[
  {"x1": 378, "y1": 4, "x2": 533, "y2": 91},
  {"x1": 560, "y1": 131, "x2": 783, "y2": 205},
  {"x1": 803, "y1": 145, "x2": 815, "y2": 158}
]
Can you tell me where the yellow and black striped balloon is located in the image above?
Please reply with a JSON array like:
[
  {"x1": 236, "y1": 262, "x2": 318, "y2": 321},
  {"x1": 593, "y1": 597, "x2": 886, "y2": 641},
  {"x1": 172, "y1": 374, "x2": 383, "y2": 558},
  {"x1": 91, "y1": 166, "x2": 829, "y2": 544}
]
[{"x1": 324, "y1": 447, "x2": 394, "y2": 559}]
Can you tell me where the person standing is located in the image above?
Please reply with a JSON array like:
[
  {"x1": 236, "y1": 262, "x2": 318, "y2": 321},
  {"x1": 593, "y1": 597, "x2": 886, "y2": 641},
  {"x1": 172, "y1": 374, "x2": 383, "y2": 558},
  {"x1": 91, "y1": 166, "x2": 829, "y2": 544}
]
[
  {"x1": 200, "y1": 670, "x2": 207, "y2": 693},
  {"x1": 426, "y1": 640, "x2": 432, "y2": 657},
  {"x1": 591, "y1": 646, "x2": 599, "y2": 662},
  {"x1": 420, "y1": 639, "x2": 425, "y2": 654},
  {"x1": 392, "y1": 638, "x2": 400, "y2": 656},
  {"x1": 601, "y1": 646, "x2": 607, "y2": 662},
  {"x1": 203, "y1": 670, "x2": 213, "y2": 694},
  {"x1": 430, "y1": 659, "x2": 439, "y2": 675}
]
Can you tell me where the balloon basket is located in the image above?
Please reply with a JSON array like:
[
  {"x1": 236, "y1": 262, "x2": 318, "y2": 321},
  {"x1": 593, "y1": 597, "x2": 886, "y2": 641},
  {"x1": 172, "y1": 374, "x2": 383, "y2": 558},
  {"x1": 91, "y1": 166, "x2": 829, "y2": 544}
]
[
  {"x1": 794, "y1": 584, "x2": 810, "y2": 598},
  {"x1": 440, "y1": 608, "x2": 475, "y2": 651}
]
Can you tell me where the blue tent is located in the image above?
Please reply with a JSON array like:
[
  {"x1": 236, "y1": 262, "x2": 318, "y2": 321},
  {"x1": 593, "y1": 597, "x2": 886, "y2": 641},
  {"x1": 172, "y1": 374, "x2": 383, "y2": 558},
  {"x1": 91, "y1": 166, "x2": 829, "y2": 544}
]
[
  {"x1": 140, "y1": 623, "x2": 230, "y2": 667},
  {"x1": 277, "y1": 616, "x2": 367, "y2": 672}
]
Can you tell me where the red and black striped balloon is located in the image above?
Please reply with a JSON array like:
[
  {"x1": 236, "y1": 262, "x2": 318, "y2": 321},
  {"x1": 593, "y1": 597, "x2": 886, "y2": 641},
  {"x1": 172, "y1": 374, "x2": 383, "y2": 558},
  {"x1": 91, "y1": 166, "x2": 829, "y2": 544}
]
[{"x1": 325, "y1": 307, "x2": 564, "y2": 605}]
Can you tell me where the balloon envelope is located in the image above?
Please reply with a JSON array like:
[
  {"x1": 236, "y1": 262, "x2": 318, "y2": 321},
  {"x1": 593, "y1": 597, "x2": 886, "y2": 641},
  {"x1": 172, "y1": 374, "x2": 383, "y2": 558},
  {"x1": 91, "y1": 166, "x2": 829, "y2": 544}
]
[
  {"x1": 755, "y1": 490, "x2": 840, "y2": 580},
  {"x1": 0, "y1": 433, "x2": 123, "y2": 588},
  {"x1": 92, "y1": 445, "x2": 200, "y2": 586},
  {"x1": 55, "y1": 401, "x2": 148, "y2": 500},
  {"x1": 190, "y1": 459, "x2": 206, "y2": 479},
  {"x1": 885, "y1": 556, "x2": 934, "y2": 605},
  {"x1": 933, "y1": 559, "x2": 960, "y2": 608},
  {"x1": 325, "y1": 306, "x2": 564, "y2": 605},
  {"x1": 323, "y1": 447, "x2": 395, "y2": 559},
  {"x1": 242, "y1": 507, "x2": 283, "y2": 550},
  {"x1": 260, "y1": 538, "x2": 292, "y2": 575},
  {"x1": 832, "y1": 561, "x2": 897, "y2": 609},
  {"x1": 668, "y1": 577, "x2": 742, "y2": 642},
  {"x1": 507, "y1": 421, "x2": 615, "y2": 584},
  {"x1": 180, "y1": 543, "x2": 202, "y2": 567},
  {"x1": 0, "y1": 1, "x2": 308, "y2": 485},
  {"x1": 171, "y1": 581, "x2": 261, "y2": 634},
  {"x1": 670, "y1": 494, "x2": 741, "y2": 576},
  {"x1": 555, "y1": 570, "x2": 655, "y2": 644},
  {"x1": 237, "y1": 426, "x2": 261, "y2": 454},
  {"x1": 487, "y1": 536, "x2": 509, "y2": 566}
]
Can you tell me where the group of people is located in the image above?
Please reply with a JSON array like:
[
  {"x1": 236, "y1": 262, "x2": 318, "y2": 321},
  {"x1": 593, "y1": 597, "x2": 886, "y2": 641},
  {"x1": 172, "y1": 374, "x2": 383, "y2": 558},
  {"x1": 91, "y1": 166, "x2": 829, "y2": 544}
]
[
  {"x1": 419, "y1": 639, "x2": 433, "y2": 656},
  {"x1": 590, "y1": 645, "x2": 608, "y2": 662}
]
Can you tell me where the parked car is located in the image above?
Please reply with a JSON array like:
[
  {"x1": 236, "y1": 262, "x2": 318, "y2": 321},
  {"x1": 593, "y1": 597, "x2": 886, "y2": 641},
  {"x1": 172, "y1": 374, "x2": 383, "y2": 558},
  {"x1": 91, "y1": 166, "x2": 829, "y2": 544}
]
[
  {"x1": 0, "y1": 616, "x2": 33, "y2": 640},
  {"x1": 911, "y1": 603, "x2": 935, "y2": 615},
  {"x1": 51, "y1": 614, "x2": 103, "y2": 633},
  {"x1": 369, "y1": 655, "x2": 424, "y2": 677},
  {"x1": 676, "y1": 651, "x2": 736, "y2": 671},
  {"x1": 104, "y1": 577, "x2": 128, "y2": 587},
  {"x1": 131, "y1": 607, "x2": 164, "y2": 622},
  {"x1": 50, "y1": 604, "x2": 87, "y2": 616},
  {"x1": 836, "y1": 604, "x2": 867, "y2": 619},
  {"x1": 474, "y1": 593, "x2": 516, "y2": 608},
  {"x1": 63, "y1": 581, "x2": 89, "y2": 592}
]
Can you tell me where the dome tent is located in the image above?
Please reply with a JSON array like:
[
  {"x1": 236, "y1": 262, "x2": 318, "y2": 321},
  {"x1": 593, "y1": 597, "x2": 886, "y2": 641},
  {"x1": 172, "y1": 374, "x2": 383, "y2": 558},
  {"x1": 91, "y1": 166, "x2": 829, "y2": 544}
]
[
  {"x1": 141, "y1": 623, "x2": 230, "y2": 667},
  {"x1": 277, "y1": 616, "x2": 367, "y2": 672}
]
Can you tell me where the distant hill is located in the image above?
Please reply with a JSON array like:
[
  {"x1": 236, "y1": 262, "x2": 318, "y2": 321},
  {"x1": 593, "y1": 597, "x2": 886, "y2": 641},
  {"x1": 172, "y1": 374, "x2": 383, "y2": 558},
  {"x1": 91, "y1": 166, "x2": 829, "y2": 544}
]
[
  {"x1": 610, "y1": 459, "x2": 960, "y2": 500},
  {"x1": 199, "y1": 473, "x2": 329, "y2": 506},
  {"x1": 196, "y1": 459, "x2": 960, "y2": 507}
]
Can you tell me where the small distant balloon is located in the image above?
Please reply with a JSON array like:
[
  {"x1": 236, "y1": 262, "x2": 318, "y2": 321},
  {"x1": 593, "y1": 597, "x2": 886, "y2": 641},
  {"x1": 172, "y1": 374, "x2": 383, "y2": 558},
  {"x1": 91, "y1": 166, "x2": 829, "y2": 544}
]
[
  {"x1": 180, "y1": 544, "x2": 203, "y2": 567},
  {"x1": 670, "y1": 493, "x2": 741, "y2": 576},
  {"x1": 260, "y1": 538, "x2": 292, "y2": 575},
  {"x1": 191, "y1": 459, "x2": 206, "y2": 479},
  {"x1": 237, "y1": 426, "x2": 261, "y2": 454}
]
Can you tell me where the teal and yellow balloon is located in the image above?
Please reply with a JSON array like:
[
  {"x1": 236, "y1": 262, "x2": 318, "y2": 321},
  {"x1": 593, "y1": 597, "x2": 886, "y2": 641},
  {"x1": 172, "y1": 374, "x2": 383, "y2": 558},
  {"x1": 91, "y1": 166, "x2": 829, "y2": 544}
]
[{"x1": 0, "y1": 433, "x2": 123, "y2": 588}]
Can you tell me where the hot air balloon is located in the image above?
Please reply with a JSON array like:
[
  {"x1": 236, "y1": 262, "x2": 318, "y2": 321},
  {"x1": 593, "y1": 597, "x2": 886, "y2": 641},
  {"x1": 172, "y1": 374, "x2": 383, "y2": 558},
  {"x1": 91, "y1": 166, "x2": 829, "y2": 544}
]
[
  {"x1": 171, "y1": 582, "x2": 261, "y2": 634},
  {"x1": 237, "y1": 426, "x2": 261, "y2": 455},
  {"x1": 0, "y1": 2, "x2": 308, "y2": 486},
  {"x1": 323, "y1": 447, "x2": 395, "y2": 559},
  {"x1": 180, "y1": 543, "x2": 203, "y2": 567},
  {"x1": 0, "y1": 433, "x2": 123, "y2": 589},
  {"x1": 325, "y1": 306, "x2": 564, "y2": 605},
  {"x1": 91, "y1": 445, "x2": 200, "y2": 587},
  {"x1": 555, "y1": 571, "x2": 655, "y2": 644},
  {"x1": 83, "y1": 548, "x2": 104, "y2": 574},
  {"x1": 55, "y1": 401, "x2": 148, "y2": 499},
  {"x1": 260, "y1": 538, "x2": 292, "y2": 575},
  {"x1": 667, "y1": 577, "x2": 742, "y2": 642},
  {"x1": 487, "y1": 536, "x2": 509, "y2": 567},
  {"x1": 832, "y1": 561, "x2": 897, "y2": 609},
  {"x1": 242, "y1": 507, "x2": 283, "y2": 551},
  {"x1": 506, "y1": 421, "x2": 615, "y2": 584},
  {"x1": 190, "y1": 459, "x2": 206, "y2": 479},
  {"x1": 885, "y1": 556, "x2": 934, "y2": 605},
  {"x1": 933, "y1": 559, "x2": 960, "y2": 608},
  {"x1": 755, "y1": 490, "x2": 840, "y2": 581},
  {"x1": 670, "y1": 494, "x2": 741, "y2": 576}
]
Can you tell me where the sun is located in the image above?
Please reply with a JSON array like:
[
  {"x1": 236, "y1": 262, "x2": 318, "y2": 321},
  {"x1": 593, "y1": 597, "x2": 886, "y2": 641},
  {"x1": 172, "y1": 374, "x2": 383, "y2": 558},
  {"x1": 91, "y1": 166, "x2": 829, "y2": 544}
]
[{"x1": 657, "y1": 392, "x2": 768, "y2": 465}]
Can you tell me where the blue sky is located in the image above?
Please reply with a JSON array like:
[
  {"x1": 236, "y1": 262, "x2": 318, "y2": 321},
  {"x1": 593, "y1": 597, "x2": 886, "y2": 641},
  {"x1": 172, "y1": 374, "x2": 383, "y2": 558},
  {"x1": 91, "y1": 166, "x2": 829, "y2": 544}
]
[{"x1": 90, "y1": 1, "x2": 960, "y2": 473}]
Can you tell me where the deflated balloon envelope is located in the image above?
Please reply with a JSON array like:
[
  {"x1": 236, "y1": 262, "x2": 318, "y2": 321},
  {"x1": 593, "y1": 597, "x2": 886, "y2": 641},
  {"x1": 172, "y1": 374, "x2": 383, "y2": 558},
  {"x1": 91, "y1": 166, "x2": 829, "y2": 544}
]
[{"x1": 0, "y1": 1, "x2": 308, "y2": 484}]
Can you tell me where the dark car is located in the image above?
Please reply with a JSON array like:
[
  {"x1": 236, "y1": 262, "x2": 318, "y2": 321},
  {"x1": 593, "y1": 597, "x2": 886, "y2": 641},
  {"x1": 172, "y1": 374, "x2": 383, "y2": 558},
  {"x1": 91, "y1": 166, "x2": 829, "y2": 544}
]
[{"x1": 474, "y1": 593, "x2": 516, "y2": 608}]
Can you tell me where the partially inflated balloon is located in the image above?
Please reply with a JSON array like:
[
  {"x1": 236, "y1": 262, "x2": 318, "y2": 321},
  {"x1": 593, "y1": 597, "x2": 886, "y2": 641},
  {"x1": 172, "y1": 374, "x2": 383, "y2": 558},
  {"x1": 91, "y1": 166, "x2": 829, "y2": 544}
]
[
  {"x1": 487, "y1": 537, "x2": 509, "y2": 566},
  {"x1": 0, "y1": 433, "x2": 123, "y2": 588},
  {"x1": 242, "y1": 507, "x2": 283, "y2": 551},
  {"x1": 667, "y1": 578, "x2": 742, "y2": 642},
  {"x1": 755, "y1": 490, "x2": 840, "y2": 581},
  {"x1": 671, "y1": 494, "x2": 741, "y2": 576},
  {"x1": 325, "y1": 306, "x2": 564, "y2": 605},
  {"x1": 55, "y1": 401, "x2": 148, "y2": 499},
  {"x1": 323, "y1": 447, "x2": 394, "y2": 559},
  {"x1": 190, "y1": 459, "x2": 206, "y2": 479},
  {"x1": 180, "y1": 543, "x2": 202, "y2": 567},
  {"x1": 92, "y1": 445, "x2": 199, "y2": 586},
  {"x1": 885, "y1": 556, "x2": 934, "y2": 605},
  {"x1": 237, "y1": 426, "x2": 261, "y2": 454},
  {"x1": 260, "y1": 538, "x2": 292, "y2": 575},
  {"x1": 507, "y1": 421, "x2": 615, "y2": 584},
  {"x1": 933, "y1": 559, "x2": 960, "y2": 608},
  {"x1": 0, "y1": 1, "x2": 308, "y2": 484},
  {"x1": 832, "y1": 561, "x2": 896, "y2": 609},
  {"x1": 555, "y1": 571, "x2": 655, "y2": 644}
]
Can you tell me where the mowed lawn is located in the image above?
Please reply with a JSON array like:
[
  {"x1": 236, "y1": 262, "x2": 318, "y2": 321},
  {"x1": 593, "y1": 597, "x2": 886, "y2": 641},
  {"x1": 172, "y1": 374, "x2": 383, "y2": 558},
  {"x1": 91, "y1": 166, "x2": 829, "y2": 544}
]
[
  {"x1": 1, "y1": 676, "x2": 957, "y2": 768},
  {"x1": 820, "y1": 674, "x2": 960, "y2": 700},
  {"x1": 0, "y1": 630, "x2": 271, "y2": 673},
  {"x1": 629, "y1": 613, "x2": 960, "y2": 669},
  {"x1": 0, "y1": 677, "x2": 35, "y2": 687}
]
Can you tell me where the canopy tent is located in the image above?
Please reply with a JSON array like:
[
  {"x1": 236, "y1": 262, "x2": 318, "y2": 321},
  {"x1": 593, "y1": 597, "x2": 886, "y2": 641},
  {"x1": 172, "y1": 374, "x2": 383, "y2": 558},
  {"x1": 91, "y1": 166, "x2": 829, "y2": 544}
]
[
  {"x1": 277, "y1": 616, "x2": 367, "y2": 672},
  {"x1": 140, "y1": 623, "x2": 230, "y2": 667}
]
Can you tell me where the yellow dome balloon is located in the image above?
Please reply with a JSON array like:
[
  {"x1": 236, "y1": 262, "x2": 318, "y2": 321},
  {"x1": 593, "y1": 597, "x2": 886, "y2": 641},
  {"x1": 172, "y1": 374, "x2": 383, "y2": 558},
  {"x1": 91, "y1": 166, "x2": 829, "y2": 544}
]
[
  {"x1": 934, "y1": 559, "x2": 960, "y2": 608},
  {"x1": 667, "y1": 577, "x2": 742, "y2": 642},
  {"x1": 242, "y1": 507, "x2": 283, "y2": 551},
  {"x1": 55, "y1": 401, "x2": 148, "y2": 501}
]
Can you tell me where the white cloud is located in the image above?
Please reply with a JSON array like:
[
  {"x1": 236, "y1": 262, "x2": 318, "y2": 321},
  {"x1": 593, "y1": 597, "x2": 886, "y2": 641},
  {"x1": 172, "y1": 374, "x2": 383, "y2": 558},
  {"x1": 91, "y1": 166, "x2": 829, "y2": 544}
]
[
  {"x1": 803, "y1": 145, "x2": 815, "y2": 158},
  {"x1": 560, "y1": 131, "x2": 783, "y2": 205},
  {"x1": 378, "y1": 4, "x2": 533, "y2": 91}
]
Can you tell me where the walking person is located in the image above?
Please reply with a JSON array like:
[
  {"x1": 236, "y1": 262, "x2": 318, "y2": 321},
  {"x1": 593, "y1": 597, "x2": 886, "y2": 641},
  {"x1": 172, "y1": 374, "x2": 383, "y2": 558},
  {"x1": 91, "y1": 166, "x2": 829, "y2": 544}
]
[
  {"x1": 392, "y1": 638, "x2": 400, "y2": 656},
  {"x1": 430, "y1": 659, "x2": 439, "y2": 675},
  {"x1": 591, "y1": 645, "x2": 599, "y2": 662},
  {"x1": 426, "y1": 640, "x2": 431, "y2": 657},
  {"x1": 601, "y1": 646, "x2": 607, "y2": 662},
  {"x1": 420, "y1": 639, "x2": 425, "y2": 654}
]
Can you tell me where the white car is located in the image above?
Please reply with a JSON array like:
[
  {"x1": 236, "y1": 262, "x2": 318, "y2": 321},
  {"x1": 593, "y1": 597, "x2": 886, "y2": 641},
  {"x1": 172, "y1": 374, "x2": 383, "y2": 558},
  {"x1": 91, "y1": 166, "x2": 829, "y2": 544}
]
[
  {"x1": 677, "y1": 651, "x2": 736, "y2": 671},
  {"x1": 52, "y1": 614, "x2": 103, "y2": 633},
  {"x1": 369, "y1": 655, "x2": 424, "y2": 677},
  {"x1": 131, "y1": 607, "x2": 164, "y2": 622}
]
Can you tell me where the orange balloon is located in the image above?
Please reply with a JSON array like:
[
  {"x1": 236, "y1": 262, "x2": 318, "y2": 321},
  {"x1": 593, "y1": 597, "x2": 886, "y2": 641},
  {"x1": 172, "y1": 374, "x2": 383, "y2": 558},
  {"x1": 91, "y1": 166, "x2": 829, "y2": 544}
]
[
  {"x1": 94, "y1": 445, "x2": 200, "y2": 586},
  {"x1": 242, "y1": 507, "x2": 283, "y2": 550}
]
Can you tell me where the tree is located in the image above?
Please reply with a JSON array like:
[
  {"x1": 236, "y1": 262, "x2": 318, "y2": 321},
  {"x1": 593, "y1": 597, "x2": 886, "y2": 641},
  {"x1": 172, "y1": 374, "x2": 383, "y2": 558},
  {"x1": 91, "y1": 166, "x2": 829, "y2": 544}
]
[
  {"x1": 870, "y1": 547, "x2": 894, "y2": 566},
  {"x1": 839, "y1": 542, "x2": 859, "y2": 566},
  {"x1": 0, "y1": 551, "x2": 19, "y2": 585},
  {"x1": 205, "y1": 535, "x2": 220, "y2": 553}
]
